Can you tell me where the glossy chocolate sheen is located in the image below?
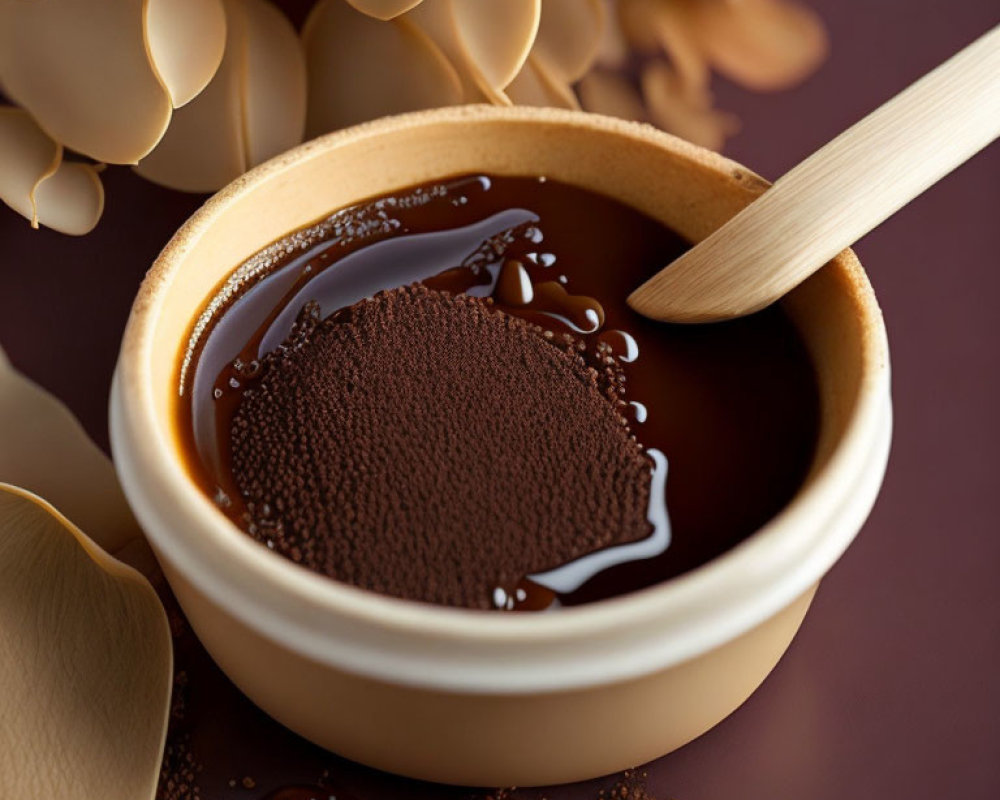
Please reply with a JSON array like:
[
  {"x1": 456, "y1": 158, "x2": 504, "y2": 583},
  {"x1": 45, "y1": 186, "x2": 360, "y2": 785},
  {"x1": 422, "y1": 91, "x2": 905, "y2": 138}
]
[{"x1": 177, "y1": 174, "x2": 820, "y2": 608}]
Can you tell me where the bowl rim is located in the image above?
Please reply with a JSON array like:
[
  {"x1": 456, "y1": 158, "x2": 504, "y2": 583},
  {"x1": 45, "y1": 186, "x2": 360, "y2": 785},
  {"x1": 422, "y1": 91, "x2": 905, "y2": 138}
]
[{"x1": 111, "y1": 105, "x2": 891, "y2": 693}]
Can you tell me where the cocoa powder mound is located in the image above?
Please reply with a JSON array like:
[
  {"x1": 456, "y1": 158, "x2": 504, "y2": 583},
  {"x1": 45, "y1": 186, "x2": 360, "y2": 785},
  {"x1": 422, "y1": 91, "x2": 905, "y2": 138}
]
[{"x1": 230, "y1": 286, "x2": 652, "y2": 609}]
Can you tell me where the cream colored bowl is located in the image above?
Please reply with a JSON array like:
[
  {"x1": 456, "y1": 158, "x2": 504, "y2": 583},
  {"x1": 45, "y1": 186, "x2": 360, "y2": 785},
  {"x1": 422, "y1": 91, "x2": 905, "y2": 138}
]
[{"x1": 111, "y1": 106, "x2": 891, "y2": 787}]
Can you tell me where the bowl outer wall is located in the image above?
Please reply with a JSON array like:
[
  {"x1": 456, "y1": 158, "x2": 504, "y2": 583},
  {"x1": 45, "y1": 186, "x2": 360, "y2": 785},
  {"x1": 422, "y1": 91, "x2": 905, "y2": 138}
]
[{"x1": 110, "y1": 106, "x2": 892, "y2": 694}]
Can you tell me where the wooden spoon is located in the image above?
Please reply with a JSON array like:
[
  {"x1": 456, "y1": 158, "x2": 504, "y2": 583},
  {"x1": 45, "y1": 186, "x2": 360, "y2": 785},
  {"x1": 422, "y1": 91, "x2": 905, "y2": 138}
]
[{"x1": 628, "y1": 24, "x2": 1000, "y2": 323}]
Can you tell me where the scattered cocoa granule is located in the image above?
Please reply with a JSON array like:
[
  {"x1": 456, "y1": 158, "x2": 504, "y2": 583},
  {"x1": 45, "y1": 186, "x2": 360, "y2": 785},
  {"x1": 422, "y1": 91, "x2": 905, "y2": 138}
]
[
  {"x1": 597, "y1": 768, "x2": 654, "y2": 800},
  {"x1": 157, "y1": 608, "x2": 205, "y2": 800},
  {"x1": 156, "y1": 730, "x2": 202, "y2": 800},
  {"x1": 476, "y1": 768, "x2": 657, "y2": 800},
  {"x1": 231, "y1": 286, "x2": 653, "y2": 609}
]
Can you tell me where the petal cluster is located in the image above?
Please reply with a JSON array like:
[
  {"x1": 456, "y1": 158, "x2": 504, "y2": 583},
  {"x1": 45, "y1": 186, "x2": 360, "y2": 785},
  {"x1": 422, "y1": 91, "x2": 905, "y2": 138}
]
[
  {"x1": 136, "y1": 0, "x2": 306, "y2": 192},
  {"x1": 0, "y1": 0, "x2": 826, "y2": 235},
  {"x1": 582, "y1": 0, "x2": 828, "y2": 149},
  {"x1": 0, "y1": 0, "x2": 304, "y2": 228},
  {"x1": 304, "y1": 0, "x2": 605, "y2": 135}
]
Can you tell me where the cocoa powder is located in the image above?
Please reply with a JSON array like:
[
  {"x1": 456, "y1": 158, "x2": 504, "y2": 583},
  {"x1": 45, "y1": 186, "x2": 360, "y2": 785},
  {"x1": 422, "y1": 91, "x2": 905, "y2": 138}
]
[{"x1": 230, "y1": 286, "x2": 652, "y2": 609}]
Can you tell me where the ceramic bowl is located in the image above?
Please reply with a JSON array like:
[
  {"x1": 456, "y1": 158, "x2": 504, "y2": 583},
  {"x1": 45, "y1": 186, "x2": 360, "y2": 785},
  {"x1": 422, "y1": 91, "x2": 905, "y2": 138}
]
[{"x1": 111, "y1": 106, "x2": 891, "y2": 787}]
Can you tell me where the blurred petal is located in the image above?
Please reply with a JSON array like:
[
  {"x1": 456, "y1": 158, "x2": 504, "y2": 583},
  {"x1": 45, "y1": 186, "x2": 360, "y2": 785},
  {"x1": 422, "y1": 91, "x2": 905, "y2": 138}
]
[
  {"x1": 450, "y1": 0, "x2": 541, "y2": 94},
  {"x1": 345, "y1": 0, "x2": 425, "y2": 20},
  {"x1": 650, "y1": 0, "x2": 710, "y2": 96},
  {"x1": 532, "y1": 0, "x2": 605, "y2": 84},
  {"x1": 506, "y1": 54, "x2": 580, "y2": 110},
  {"x1": 593, "y1": 0, "x2": 630, "y2": 68},
  {"x1": 0, "y1": 106, "x2": 61, "y2": 226},
  {"x1": 620, "y1": 0, "x2": 708, "y2": 94},
  {"x1": 144, "y1": 0, "x2": 227, "y2": 108},
  {"x1": 33, "y1": 161, "x2": 105, "y2": 236},
  {"x1": 691, "y1": 0, "x2": 828, "y2": 90},
  {"x1": 578, "y1": 70, "x2": 647, "y2": 121},
  {"x1": 0, "y1": 0, "x2": 172, "y2": 164},
  {"x1": 304, "y1": 0, "x2": 462, "y2": 137},
  {"x1": 0, "y1": 485, "x2": 171, "y2": 800},
  {"x1": 617, "y1": 0, "x2": 661, "y2": 53},
  {"x1": 641, "y1": 62, "x2": 739, "y2": 149},
  {"x1": 406, "y1": 0, "x2": 492, "y2": 102},
  {"x1": 137, "y1": 0, "x2": 305, "y2": 193},
  {"x1": 0, "y1": 346, "x2": 140, "y2": 556}
]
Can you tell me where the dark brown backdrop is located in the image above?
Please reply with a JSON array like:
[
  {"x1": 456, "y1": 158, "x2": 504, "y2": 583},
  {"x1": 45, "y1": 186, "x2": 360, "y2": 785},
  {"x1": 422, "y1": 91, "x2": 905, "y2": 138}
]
[{"x1": 1, "y1": 1, "x2": 998, "y2": 798}]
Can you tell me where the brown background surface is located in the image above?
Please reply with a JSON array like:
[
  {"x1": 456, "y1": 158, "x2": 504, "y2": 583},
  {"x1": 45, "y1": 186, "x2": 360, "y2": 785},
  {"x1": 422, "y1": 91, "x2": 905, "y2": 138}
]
[{"x1": 1, "y1": 1, "x2": 998, "y2": 798}]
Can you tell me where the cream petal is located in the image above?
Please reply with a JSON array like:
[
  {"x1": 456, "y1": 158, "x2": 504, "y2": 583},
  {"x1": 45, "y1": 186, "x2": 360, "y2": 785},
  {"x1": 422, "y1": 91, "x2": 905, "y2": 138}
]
[
  {"x1": 32, "y1": 161, "x2": 105, "y2": 236},
  {"x1": 0, "y1": 346, "x2": 140, "y2": 558},
  {"x1": 134, "y1": 34, "x2": 244, "y2": 191},
  {"x1": 0, "y1": 485, "x2": 171, "y2": 800},
  {"x1": 136, "y1": 0, "x2": 305, "y2": 193},
  {"x1": 449, "y1": 0, "x2": 541, "y2": 94},
  {"x1": 578, "y1": 70, "x2": 647, "y2": 121},
  {"x1": 594, "y1": 0, "x2": 630, "y2": 69},
  {"x1": 641, "y1": 62, "x2": 739, "y2": 150},
  {"x1": 345, "y1": 0, "x2": 425, "y2": 20},
  {"x1": 647, "y1": 0, "x2": 710, "y2": 96},
  {"x1": 618, "y1": 0, "x2": 708, "y2": 94},
  {"x1": 0, "y1": 106, "x2": 61, "y2": 227},
  {"x1": 617, "y1": 0, "x2": 661, "y2": 53},
  {"x1": 240, "y1": 0, "x2": 307, "y2": 169},
  {"x1": 691, "y1": 0, "x2": 828, "y2": 91},
  {"x1": 531, "y1": 0, "x2": 605, "y2": 84},
  {"x1": 144, "y1": 0, "x2": 227, "y2": 108},
  {"x1": 303, "y1": 0, "x2": 462, "y2": 137},
  {"x1": 0, "y1": 0, "x2": 172, "y2": 164},
  {"x1": 406, "y1": 0, "x2": 492, "y2": 103},
  {"x1": 506, "y1": 54, "x2": 580, "y2": 110},
  {"x1": 134, "y1": 6, "x2": 244, "y2": 193}
]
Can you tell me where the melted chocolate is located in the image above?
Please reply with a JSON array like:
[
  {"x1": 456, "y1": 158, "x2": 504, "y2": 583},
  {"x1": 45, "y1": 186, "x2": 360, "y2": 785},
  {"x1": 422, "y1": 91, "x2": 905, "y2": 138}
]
[{"x1": 176, "y1": 175, "x2": 820, "y2": 609}]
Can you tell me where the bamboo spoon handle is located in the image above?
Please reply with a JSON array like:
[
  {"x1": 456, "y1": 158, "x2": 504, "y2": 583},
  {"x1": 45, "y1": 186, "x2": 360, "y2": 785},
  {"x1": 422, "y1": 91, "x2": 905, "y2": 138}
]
[{"x1": 628, "y1": 24, "x2": 1000, "y2": 323}]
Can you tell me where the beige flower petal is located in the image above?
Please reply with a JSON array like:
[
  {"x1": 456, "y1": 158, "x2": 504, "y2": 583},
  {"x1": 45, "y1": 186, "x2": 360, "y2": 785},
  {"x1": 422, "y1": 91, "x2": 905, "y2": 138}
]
[
  {"x1": 0, "y1": 485, "x2": 171, "y2": 800},
  {"x1": 641, "y1": 62, "x2": 739, "y2": 150},
  {"x1": 241, "y1": 0, "x2": 307, "y2": 168},
  {"x1": 593, "y1": 0, "x2": 630, "y2": 68},
  {"x1": 0, "y1": 0, "x2": 172, "y2": 164},
  {"x1": 578, "y1": 70, "x2": 647, "y2": 122},
  {"x1": 506, "y1": 54, "x2": 580, "y2": 110},
  {"x1": 0, "y1": 346, "x2": 140, "y2": 557},
  {"x1": 134, "y1": 19, "x2": 244, "y2": 192},
  {"x1": 649, "y1": 0, "x2": 710, "y2": 97},
  {"x1": 406, "y1": 0, "x2": 491, "y2": 103},
  {"x1": 345, "y1": 0, "x2": 425, "y2": 20},
  {"x1": 531, "y1": 0, "x2": 605, "y2": 84},
  {"x1": 691, "y1": 0, "x2": 828, "y2": 91},
  {"x1": 0, "y1": 106, "x2": 61, "y2": 227},
  {"x1": 618, "y1": 0, "x2": 709, "y2": 95},
  {"x1": 617, "y1": 0, "x2": 661, "y2": 53},
  {"x1": 32, "y1": 161, "x2": 105, "y2": 236},
  {"x1": 137, "y1": 0, "x2": 305, "y2": 193},
  {"x1": 144, "y1": 0, "x2": 227, "y2": 107},
  {"x1": 304, "y1": 0, "x2": 462, "y2": 137},
  {"x1": 449, "y1": 0, "x2": 541, "y2": 94}
]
